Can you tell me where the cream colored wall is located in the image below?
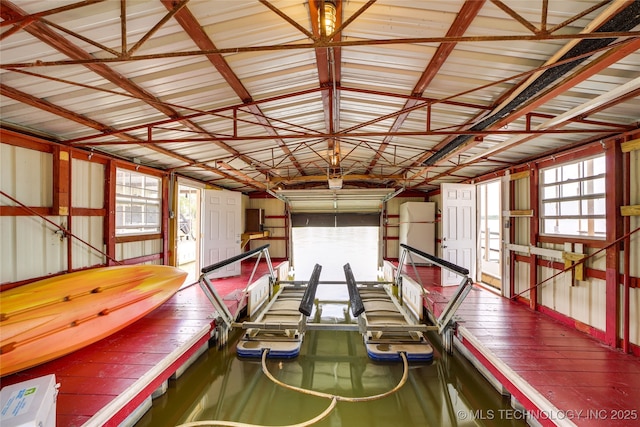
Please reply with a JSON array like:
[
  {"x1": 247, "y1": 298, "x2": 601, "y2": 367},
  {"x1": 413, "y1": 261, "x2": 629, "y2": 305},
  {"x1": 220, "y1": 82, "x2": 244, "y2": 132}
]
[
  {"x1": 1, "y1": 141, "x2": 168, "y2": 284},
  {"x1": 246, "y1": 197, "x2": 287, "y2": 258},
  {"x1": 537, "y1": 244, "x2": 607, "y2": 331},
  {"x1": 510, "y1": 148, "x2": 639, "y2": 346},
  {"x1": 0, "y1": 143, "x2": 66, "y2": 282},
  {"x1": 116, "y1": 239, "x2": 163, "y2": 264},
  {"x1": 71, "y1": 158, "x2": 105, "y2": 269}
]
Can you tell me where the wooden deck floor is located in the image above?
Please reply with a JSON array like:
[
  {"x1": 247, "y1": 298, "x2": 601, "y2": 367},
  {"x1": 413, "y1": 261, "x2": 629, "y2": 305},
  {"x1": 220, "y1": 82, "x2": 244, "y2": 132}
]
[
  {"x1": 404, "y1": 266, "x2": 640, "y2": 427},
  {"x1": 2, "y1": 262, "x2": 638, "y2": 427},
  {"x1": 0, "y1": 260, "x2": 275, "y2": 427}
]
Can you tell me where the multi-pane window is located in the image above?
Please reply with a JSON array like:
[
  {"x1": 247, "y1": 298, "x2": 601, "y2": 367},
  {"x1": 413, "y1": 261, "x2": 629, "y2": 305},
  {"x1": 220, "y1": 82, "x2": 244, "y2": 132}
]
[
  {"x1": 540, "y1": 155, "x2": 605, "y2": 238},
  {"x1": 115, "y1": 169, "x2": 161, "y2": 235}
]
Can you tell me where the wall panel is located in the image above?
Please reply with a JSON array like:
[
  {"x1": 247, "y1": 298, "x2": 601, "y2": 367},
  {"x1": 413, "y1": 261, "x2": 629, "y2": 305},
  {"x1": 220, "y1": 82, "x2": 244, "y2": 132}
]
[
  {"x1": 71, "y1": 216, "x2": 105, "y2": 269},
  {"x1": 629, "y1": 288, "x2": 639, "y2": 345},
  {"x1": 0, "y1": 216, "x2": 66, "y2": 283},
  {"x1": 1, "y1": 144, "x2": 52, "y2": 207},
  {"x1": 72, "y1": 158, "x2": 104, "y2": 209},
  {"x1": 116, "y1": 239, "x2": 162, "y2": 263},
  {"x1": 514, "y1": 261, "x2": 530, "y2": 298},
  {"x1": 0, "y1": 143, "x2": 63, "y2": 282}
]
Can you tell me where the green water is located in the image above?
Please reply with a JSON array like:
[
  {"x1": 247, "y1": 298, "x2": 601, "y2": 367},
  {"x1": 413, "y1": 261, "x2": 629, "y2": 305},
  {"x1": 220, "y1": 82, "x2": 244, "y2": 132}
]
[{"x1": 136, "y1": 288, "x2": 527, "y2": 427}]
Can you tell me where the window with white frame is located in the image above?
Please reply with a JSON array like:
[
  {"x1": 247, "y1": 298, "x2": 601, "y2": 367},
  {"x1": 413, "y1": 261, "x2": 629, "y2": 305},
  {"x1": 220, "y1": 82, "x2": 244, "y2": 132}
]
[
  {"x1": 115, "y1": 169, "x2": 161, "y2": 235},
  {"x1": 540, "y1": 155, "x2": 605, "y2": 238}
]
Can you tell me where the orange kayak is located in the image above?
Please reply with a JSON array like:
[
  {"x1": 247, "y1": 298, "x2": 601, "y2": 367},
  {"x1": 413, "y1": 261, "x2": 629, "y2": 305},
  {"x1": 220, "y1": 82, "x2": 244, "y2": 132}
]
[{"x1": 0, "y1": 265, "x2": 187, "y2": 376}]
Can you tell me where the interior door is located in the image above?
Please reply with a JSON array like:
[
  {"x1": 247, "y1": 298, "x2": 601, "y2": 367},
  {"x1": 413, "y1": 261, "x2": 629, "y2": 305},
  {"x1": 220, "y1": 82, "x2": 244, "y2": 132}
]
[
  {"x1": 441, "y1": 183, "x2": 476, "y2": 286},
  {"x1": 201, "y1": 189, "x2": 241, "y2": 279}
]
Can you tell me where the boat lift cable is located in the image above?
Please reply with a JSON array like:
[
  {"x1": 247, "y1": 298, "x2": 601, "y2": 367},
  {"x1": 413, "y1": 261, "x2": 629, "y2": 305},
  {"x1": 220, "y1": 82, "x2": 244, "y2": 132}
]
[
  {"x1": 174, "y1": 398, "x2": 337, "y2": 427},
  {"x1": 511, "y1": 225, "x2": 640, "y2": 300},
  {"x1": 261, "y1": 348, "x2": 409, "y2": 403},
  {"x1": 0, "y1": 190, "x2": 122, "y2": 265},
  {"x1": 173, "y1": 350, "x2": 408, "y2": 427}
]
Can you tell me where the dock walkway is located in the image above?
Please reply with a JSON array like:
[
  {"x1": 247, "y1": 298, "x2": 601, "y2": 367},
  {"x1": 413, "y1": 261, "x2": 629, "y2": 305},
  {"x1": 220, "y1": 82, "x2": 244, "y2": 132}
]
[
  {"x1": 0, "y1": 261, "x2": 273, "y2": 427},
  {"x1": 2, "y1": 261, "x2": 639, "y2": 427},
  {"x1": 407, "y1": 266, "x2": 640, "y2": 427}
]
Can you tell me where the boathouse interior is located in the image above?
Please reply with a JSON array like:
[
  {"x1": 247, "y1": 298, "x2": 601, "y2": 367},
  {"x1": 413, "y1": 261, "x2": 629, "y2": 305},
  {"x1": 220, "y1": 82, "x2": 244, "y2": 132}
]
[{"x1": 1, "y1": 1, "x2": 639, "y2": 426}]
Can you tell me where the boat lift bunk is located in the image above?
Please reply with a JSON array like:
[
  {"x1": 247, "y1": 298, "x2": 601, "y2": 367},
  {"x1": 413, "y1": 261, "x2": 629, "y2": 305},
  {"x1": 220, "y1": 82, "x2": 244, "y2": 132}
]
[
  {"x1": 344, "y1": 263, "x2": 435, "y2": 362},
  {"x1": 236, "y1": 264, "x2": 322, "y2": 358}
]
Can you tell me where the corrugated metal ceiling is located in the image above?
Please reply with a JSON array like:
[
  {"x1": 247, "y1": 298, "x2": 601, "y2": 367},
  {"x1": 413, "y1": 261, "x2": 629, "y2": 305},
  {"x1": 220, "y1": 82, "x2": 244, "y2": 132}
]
[{"x1": 1, "y1": 0, "x2": 639, "y2": 198}]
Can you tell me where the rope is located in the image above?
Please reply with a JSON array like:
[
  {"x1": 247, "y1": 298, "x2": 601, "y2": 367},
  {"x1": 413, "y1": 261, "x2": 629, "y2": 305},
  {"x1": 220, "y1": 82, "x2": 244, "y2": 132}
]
[
  {"x1": 261, "y1": 349, "x2": 409, "y2": 403},
  {"x1": 0, "y1": 190, "x2": 122, "y2": 265},
  {"x1": 174, "y1": 397, "x2": 336, "y2": 427},
  {"x1": 511, "y1": 225, "x2": 640, "y2": 300},
  {"x1": 175, "y1": 350, "x2": 409, "y2": 427}
]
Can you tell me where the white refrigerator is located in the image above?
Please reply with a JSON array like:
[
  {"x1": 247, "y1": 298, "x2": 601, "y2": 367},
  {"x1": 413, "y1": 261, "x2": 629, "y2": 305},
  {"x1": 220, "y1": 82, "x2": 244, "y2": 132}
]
[{"x1": 398, "y1": 202, "x2": 436, "y2": 265}]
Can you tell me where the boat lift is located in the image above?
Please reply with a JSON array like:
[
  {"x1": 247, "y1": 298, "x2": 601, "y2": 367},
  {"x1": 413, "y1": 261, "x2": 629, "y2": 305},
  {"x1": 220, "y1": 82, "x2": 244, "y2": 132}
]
[
  {"x1": 397, "y1": 243, "x2": 474, "y2": 353},
  {"x1": 235, "y1": 263, "x2": 322, "y2": 358},
  {"x1": 198, "y1": 244, "x2": 276, "y2": 347},
  {"x1": 199, "y1": 243, "x2": 473, "y2": 361}
]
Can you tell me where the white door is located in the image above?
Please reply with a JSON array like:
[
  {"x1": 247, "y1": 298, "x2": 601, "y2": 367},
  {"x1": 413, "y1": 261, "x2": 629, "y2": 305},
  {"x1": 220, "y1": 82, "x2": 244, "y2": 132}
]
[
  {"x1": 201, "y1": 189, "x2": 241, "y2": 279},
  {"x1": 441, "y1": 183, "x2": 476, "y2": 286}
]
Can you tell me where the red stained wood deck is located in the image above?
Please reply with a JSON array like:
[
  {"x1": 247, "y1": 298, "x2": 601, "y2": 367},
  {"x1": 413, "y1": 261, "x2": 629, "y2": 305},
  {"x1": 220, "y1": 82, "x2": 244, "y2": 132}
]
[
  {"x1": 0, "y1": 260, "x2": 277, "y2": 427},
  {"x1": 403, "y1": 265, "x2": 640, "y2": 427},
  {"x1": 3, "y1": 261, "x2": 638, "y2": 427}
]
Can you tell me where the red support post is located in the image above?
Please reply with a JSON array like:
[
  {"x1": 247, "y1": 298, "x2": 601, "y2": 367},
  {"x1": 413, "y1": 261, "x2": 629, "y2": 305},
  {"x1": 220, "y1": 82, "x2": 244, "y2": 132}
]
[
  {"x1": 162, "y1": 175, "x2": 170, "y2": 265},
  {"x1": 509, "y1": 174, "x2": 516, "y2": 298},
  {"x1": 622, "y1": 140, "x2": 631, "y2": 353},
  {"x1": 529, "y1": 165, "x2": 539, "y2": 310},
  {"x1": 605, "y1": 140, "x2": 623, "y2": 348},
  {"x1": 53, "y1": 146, "x2": 73, "y2": 271},
  {"x1": 104, "y1": 160, "x2": 117, "y2": 266},
  {"x1": 52, "y1": 146, "x2": 70, "y2": 217}
]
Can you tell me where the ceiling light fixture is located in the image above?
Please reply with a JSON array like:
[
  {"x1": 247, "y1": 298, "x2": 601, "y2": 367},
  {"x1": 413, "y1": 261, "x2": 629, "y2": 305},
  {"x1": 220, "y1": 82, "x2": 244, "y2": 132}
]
[
  {"x1": 320, "y1": 1, "x2": 337, "y2": 36},
  {"x1": 328, "y1": 177, "x2": 343, "y2": 189}
]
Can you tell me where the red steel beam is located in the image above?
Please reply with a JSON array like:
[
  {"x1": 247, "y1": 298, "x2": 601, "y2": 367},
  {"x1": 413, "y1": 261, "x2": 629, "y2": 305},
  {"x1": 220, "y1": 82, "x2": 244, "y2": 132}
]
[
  {"x1": 0, "y1": 83, "x2": 261, "y2": 189},
  {"x1": 309, "y1": 0, "x2": 344, "y2": 171},
  {"x1": 162, "y1": 0, "x2": 305, "y2": 176},
  {"x1": 408, "y1": 86, "x2": 640, "y2": 188},
  {"x1": 622, "y1": 137, "x2": 631, "y2": 353},
  {"x1": 363, "y1": 0, "x2": 486, "y2": 174},
  {"x1": 432, "y1": 37, "x2": 640, "y2": 167},
  {"x1": 0, "y1": 0, "x2": 269, "y2": 186}
]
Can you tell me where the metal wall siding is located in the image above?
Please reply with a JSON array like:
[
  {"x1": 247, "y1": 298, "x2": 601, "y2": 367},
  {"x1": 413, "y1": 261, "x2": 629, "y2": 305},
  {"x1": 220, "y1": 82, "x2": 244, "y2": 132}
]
[
  {"x1": 5, "y1": 216, "x2": 66, "y2": 282},
  {"x1": 71, "y1": 158, "x2": 105, "y2": 209},
  {"x1": 71, "y1": 216, "x2": 105, "y2": 269},
  {"x1": 630, "y1": 290, "x2": 639, "y2": 345},
  {"x1": 116, "y1": 239, "x2": 162, "y2": 262},
  {"x1": 1, "y1": 144, "x2": 52, "y2": 207}
]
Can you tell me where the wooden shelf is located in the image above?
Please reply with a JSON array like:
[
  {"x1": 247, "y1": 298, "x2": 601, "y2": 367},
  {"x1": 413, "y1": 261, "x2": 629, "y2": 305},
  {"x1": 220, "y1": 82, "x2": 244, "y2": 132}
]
[
  {"x1": 503, "y1": 209, "x2": 533, "y2": 217},
  {"x1": 621, "y1": 137, "x2": 640, "y2": 153},
  {"x1": 241, "y1": 231, "x2": 270, "y2": 248},
  {"x1": 620, "y1": 205, "x2": 640, "y2": 216}
]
